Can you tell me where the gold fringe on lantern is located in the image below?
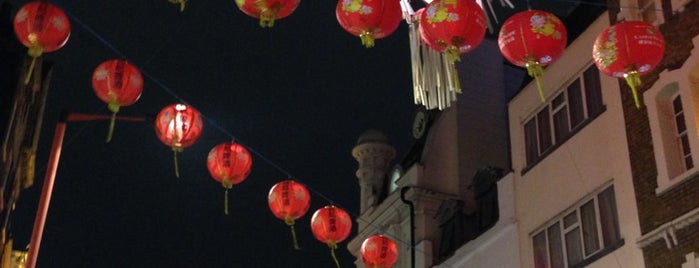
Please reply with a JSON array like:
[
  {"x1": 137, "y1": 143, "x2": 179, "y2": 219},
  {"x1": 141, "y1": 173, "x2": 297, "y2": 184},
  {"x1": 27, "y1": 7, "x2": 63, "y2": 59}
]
[
  {"x1": 24, "y1": 45, "x2": 42, "y2": 85},
  {"x1": 360, "y1": 31, "x2": 375, "y2": 48},
  {"x1": 284, "y1": 216, "x2": 300, "y2": 250},
  {"x1": 328, "y1": 241, "x2": 341, "y2": 268},
  {"x1": 624, "y1": 69, "x2": 643, "y2": 109},
  {"x1": 168, "y1": 0, "x2": 186, "y2": 12},
  {"x1": 259, "y1": 9, "x2": 276, "y2": 28},
  {"x1": 106, "y1": 100, "x2": 120, "y2": 143},
  {"x1": 408, "y1": 20, "x2": 460, "y2": 110},
  {"x1": 525, "y1": 59, "x2": 546, "y2": 102},
  {"x1": 172, "y1": 147, "x2": 183, "y2": 178},
  {"x1": 222, "y1": 179, "x2": 233, "y2": 215}
]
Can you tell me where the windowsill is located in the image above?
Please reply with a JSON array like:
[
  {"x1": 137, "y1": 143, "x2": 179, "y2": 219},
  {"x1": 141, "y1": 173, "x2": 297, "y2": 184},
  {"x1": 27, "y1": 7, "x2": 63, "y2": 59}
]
[
  {"x1": 521, "y1": 105, "x2": 607, "y2": 175},
  {"x1": 655, "y1": 168, "x2": 699, "y2": 195},
  {"x1": 570, "y1": 239, "x2": 625, "y2": 268}
]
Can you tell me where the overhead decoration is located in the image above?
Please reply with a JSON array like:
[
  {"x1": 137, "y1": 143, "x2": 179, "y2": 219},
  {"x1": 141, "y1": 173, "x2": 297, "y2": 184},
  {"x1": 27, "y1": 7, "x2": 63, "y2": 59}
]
[
  {"x1": 311, "y1": 205, "x2": 352, "y2": 268},
  {"x1": 498, "y1": 10, "x2": 567, "y2": 102},
  {"x1": 155, "y1": 104, "x2": 203, "y2": 177},
  {"x1": 419, "y1": 0, "x2": 487, "y2": 62},
  {"x1": 360, "y1": 235, "x2": 399, "y2": 268},
  {"x1": 207, "y1": 142, "x2": 253, "y2": 215},
  {"x1": 407, "y1": 0, "x2": 486, "y2": 110},
  {"x1": 168, "y1": 0, "x2": 186, "y2": 12},
  {"x1": 335, "y1": 0, "x2": 402, "y2": 48},
  {"x1": 235, "y1": 0, "x2": 300, "y2": 27},
  {"x1": 593, "y1": 21, "x2": 665, "y2": 108},
  {"x1": 13, "y1": 1, "x2": 71, "y2": 85},
  {"x1": 268, "y1": 180, "x2": 311, "y2": 249},
  {"x1": 92, "y1": 59, "x2": 143, "y2": 142}
]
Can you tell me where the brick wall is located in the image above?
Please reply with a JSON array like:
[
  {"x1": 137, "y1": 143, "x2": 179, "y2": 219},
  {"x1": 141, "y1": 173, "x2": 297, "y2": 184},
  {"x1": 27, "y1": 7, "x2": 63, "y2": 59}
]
[{"x1": 613, "y1": 0, "x2": 699, "y2": 267}]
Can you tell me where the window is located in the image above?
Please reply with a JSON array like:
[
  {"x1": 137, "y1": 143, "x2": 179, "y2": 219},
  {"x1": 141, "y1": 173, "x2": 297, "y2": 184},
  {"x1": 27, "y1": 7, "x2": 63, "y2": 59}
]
[
  {"x1": 532, "y1": 185, "x2": 622, "y2": 268},
  {"x1": 524, "y1": 64, "x2": 604, "y2": 168}
]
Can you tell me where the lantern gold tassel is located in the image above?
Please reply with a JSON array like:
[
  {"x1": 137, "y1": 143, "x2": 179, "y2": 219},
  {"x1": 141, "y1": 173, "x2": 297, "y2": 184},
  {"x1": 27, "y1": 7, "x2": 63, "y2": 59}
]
[
  {"x1": 172, "y1": 148, "x2": 182, "y2": 178},
  {"x1": 24, "y1": 45, "x2": 42, "y2": 85},
  {"x1": 328, "y1": 241, "x2": 341, "y2": 268},
  {"x1": 1, "y1": 238, "x2": 12, "y2": 268},
  {"x1": 106, "y1": 102, "x2": 120, "y2": 143},
  {"x1": 360, "y1": 31, "x2": 375, "y2": 48},
  {"x1": 168, "y1": 0, "x2": 186, "y2": 12},
  {"x1": 624, "y1": 70, "x2": 642, "y2": 109},
  {"x1": 259, "y1": 9, "x2": 276, "y2": 28},
  {"x1": 285, "y1": 216, "x2": 300, "y2": 250},
  {"x1": 526, "y1": 60, "x2": 546, "y2": 102},
  {"x1": 445, "y1": 46, "x2": 461, "y2": 63},
  {"x1": 223, "y1": 180, "x2": 233, "y2": 215}
]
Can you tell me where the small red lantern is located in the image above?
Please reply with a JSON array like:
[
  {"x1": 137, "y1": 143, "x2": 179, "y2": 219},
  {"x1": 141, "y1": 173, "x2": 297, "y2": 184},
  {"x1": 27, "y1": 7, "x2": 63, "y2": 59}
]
[
  {"x1": 13, "y1": 1, "x2": 70, "y2": 84},
  {"x1": 155, "y1": 103, "x2": 203, "y2": 177},
  {"x1": 593, "y1": 21, "x2": 665, "y2": 108},
  {"x1": 268, "y1": 180, "x2": 311, "y2": 249},
  {"x1": 419, "y1": 0, "x2": 487, "y2": 62},
  {"x1": 235, "y1": 0, "x2": 300, "y2": 27},
  {"x1": 335, "y1": 0, "x2": 402, "y2": 48},
  {"x1": 498, "y1": 10, "x2": 567, "y2": 102},
  {"x1": 311, "y1": 205, "x2": 352, "y2": 268},
  {"x1": 361, "y1": 235, "x2": 399, "y2": 268},
  {"x1": 207, "y1": 142, "x2": 253, "y2": 215},
  {"x1": 92, "y1": 59, "x2": 143, "y2": 142}
]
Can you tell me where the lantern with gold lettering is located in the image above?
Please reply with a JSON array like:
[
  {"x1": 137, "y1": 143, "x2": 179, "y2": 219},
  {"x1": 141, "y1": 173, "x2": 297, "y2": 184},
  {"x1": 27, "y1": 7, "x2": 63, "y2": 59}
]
[
  {"x1": 155, "y1": 104, "x2": 203, "y2": 177},
  {"x1": 92, "y1": 59, "x2": 143, "y2": 142},
  {"x1": 207, "y1": 142, "x2": 252, "y2": 215},
  {"x1": 592, "y1": 21, "x2": 665, "y2": 108},
  {"x1": 311, "y1": 205, "x2": 352, "y2": 268},
  {"x1": 268, "y1": 180, "x2": 311, "y2": 249},
  {"x1": 361, "y1": 235, "x2": 399, "y2": 268}
]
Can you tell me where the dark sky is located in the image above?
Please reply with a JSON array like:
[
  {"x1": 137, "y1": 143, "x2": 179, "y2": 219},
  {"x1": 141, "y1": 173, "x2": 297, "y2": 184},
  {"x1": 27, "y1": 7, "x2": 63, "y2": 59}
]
[
  {"x1": 7, "y1": 0, "x2": 417, "y2": 267},
  {"x1": 4, "y1": 0, "x2": 609, "y2": 266}
]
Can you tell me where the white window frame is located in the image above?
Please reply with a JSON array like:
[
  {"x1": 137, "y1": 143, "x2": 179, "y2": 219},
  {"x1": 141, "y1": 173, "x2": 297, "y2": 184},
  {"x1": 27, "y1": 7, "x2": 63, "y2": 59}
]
[{"x1": 644, "y1": 41, "x2": 699, "y2": 195}]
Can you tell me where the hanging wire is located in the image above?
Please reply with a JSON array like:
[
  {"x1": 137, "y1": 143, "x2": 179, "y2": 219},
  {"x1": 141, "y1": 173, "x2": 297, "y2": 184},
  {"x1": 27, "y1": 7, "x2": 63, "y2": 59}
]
[{"x1": 27, "y1": 0, "x2": 676, "y2": 267}]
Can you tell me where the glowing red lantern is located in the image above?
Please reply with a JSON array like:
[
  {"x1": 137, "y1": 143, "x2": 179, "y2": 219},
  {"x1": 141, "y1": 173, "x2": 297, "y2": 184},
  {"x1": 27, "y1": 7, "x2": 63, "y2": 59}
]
[
  {"x1": 419, "y1": 0, "x2": 486, "y2": 62},
  {"x1": 155, "y1": 103, "x2": 203, "y2": 177},
  {"x1": 593, "y1": 21, "x2": 665, "y2": 108},
  {"x1": 235, "y1": 0, "x2": 300, "y2": 27},
  {"x1": 335, "y1": 0, "x2": 402, "y2": 48},
  {"x1": 13, "y1": 1, "x2": 70, "y2": 84},
  {"x1": 498, "y1": 10, "x2": 567, "y2": 102},
  {"x1": 207, "y1": 142, "x2": 253, "y2": 215},
  {"x1": 92, "y1": 59, "x2": 143, "y2": 142},
  {"x1": 361, "y1": 235, "x2": 399, "y2": 268},
  {"x1": 268, "y1": 180, "x2": 311, "y2": 249},
  {"x1": 311, "y1": 205, "x2": 352, "y2": 268}
]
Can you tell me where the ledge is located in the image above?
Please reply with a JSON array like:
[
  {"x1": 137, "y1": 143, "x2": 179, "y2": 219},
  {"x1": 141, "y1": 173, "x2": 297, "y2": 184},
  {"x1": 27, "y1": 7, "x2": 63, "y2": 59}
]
[{"x1": 636, "y1": 206, "x2": 699, "y2": 249}]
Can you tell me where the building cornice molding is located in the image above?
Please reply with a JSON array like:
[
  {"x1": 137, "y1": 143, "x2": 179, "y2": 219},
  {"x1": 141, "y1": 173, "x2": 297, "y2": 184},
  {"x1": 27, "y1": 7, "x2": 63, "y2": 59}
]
[{"x1": 637, "y1": 206, "x2": 699, "y2": 249}]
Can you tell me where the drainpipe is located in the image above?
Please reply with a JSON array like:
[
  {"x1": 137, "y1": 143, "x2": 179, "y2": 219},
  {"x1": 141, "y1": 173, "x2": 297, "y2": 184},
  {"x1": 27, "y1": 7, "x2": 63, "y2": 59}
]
[{"x1": 400, "y1": 186, "x2": 415, "y2": 268}]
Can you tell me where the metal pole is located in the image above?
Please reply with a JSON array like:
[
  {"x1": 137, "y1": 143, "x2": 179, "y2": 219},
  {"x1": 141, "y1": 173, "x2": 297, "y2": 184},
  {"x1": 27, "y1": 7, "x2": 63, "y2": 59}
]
[{"x1": 25, "y1": 111, "x2": 68, "y2": 268}]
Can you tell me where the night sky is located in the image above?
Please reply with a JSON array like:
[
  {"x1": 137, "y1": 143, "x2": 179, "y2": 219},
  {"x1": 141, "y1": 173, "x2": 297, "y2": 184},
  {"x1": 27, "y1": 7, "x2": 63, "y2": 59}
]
[
  {"x1": 6, "y1": 0, "x2": 416, "y2": 267},
  {"x1": 3, "y1": 0, "x2": 608, "y2": 266}
]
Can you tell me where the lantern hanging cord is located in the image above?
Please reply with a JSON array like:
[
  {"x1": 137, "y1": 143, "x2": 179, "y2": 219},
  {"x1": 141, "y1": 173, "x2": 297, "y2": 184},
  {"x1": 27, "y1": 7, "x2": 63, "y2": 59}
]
[
  {"x1": 328, "y1": 242, "x2": 341, "y2": 268},
  {"x1": 105, "y1": 101, "x2": 120, "y2": 143},
  {"x1": 224, "y1": 189, "x2": 229, "y2": 215},
  {"x1": 24, "y1": 45, "x2": 43, "y2": 85}
]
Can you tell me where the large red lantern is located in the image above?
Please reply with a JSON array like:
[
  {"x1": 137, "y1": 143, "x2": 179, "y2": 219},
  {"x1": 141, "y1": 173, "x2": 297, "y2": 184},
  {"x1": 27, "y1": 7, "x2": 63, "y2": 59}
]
[
  {"x1": 419, "y1": 0, "x2": 486, "y2": 62},
  {"x1": 155, "y1": 103, "x2": 203, "y2": 177},
  {"x1": 592, "y1": 21, "x2": 665, "y2": 108},
  {"x1": 361, "y1": 235, "x2": 399, "y2": 268},
  {"x1": 335, "y1": 0, "x2": 402, "y2": 48},
  {"x1": 235, "y1": 0, "x2": 300, "y2": 27},
  {"x1": 13, "y1": 1, "x2": 70, "y2": 84},
  {"x1": 311, "y1": 205, "x2": 352, "y2": 268},
  {"x1": 207, "y1": 142, "x2": 253, "y2": 215},
  {"x1": 498, "y1": 10, "x2": 567, "y2": 102},
  {"x1": 268, "y1": 180, "x2": 311, "y2": 249},
  {"x1": 92, "y1": 59, "x2": 143, "y2": 142}
]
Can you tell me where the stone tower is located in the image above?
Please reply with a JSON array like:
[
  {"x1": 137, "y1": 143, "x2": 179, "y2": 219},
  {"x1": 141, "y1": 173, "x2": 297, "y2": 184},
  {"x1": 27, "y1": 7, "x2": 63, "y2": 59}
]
[{"x1": 351, "y1": 130, "x2": 395, "y2": 214}]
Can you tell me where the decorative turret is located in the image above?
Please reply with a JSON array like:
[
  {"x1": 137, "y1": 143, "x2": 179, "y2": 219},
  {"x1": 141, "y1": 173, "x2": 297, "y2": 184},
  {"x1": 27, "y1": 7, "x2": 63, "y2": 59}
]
[{"x1": 352, "y1": 130, "x2": 396, "y2": 214}]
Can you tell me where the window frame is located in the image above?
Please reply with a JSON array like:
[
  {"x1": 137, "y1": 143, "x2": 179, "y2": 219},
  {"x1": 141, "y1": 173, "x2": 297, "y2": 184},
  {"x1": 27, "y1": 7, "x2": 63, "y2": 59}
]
[
  {"x1": 644, "y1": 60, "x2": 699, "y2": 195},
  {"x1": 531, "y1": 184, "x2": 624, "y2": 268},
  {"x1": 522, "y1": 64, "x2": 606, "y2": 173}
]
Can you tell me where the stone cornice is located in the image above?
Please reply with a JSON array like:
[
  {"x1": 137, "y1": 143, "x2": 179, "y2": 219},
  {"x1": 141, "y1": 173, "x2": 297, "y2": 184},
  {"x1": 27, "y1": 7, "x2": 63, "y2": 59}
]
[{"x1": 637, "y1": 206, "x2": 699, "y2": 249}]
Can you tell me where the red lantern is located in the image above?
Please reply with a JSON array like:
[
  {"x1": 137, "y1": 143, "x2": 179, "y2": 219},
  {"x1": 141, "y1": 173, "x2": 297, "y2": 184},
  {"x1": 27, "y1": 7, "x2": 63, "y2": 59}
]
[
  {"x1": 419, "y1": 0, "x2": 486, "y2": 62},
  {"x1": 155, "y1": 103, "x2": 203, "y2": 177},
  {"x1": 593, "y1": 21, "x2": 665, "y2": 108},
  {"x1": 361, "y1": 235, "x2": 399, "y2": 268},
  {"x1": 268, "y1": 180, "x2": 311, "y2": 249},
  {"x1": 207, "y1": 142, "x2": 253, "y2": 215},
  {"x1": 13, "y1": 1, "x2": 70, "y2": 84},
  {"x1": 92, "y1": 59, "x2": 143, "y2": 142},
  {"x1": 335, "y1": 0, "x2": 402, "y2": 48},
  {"x1": 311, "y1": 205, "x2": 352, "y2": 268},
  {"x1": 498, "y1": 10, "x2": 567, "y2": 102},
  {"x1": 235, "y1": 0, "x2": 300, "y2": 27}
]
